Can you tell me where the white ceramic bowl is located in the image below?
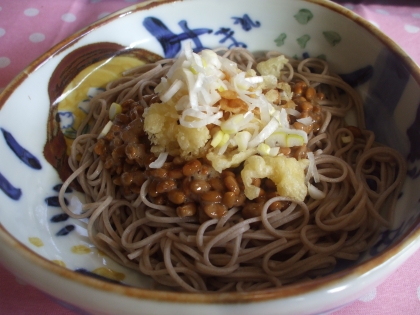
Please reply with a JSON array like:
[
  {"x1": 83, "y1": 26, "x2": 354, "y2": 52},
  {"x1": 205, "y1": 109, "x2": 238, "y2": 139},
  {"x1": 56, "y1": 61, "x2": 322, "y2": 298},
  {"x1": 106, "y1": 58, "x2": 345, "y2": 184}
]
[{"x1": 1, "y1": 0, "x2": 420, "y2": 314}]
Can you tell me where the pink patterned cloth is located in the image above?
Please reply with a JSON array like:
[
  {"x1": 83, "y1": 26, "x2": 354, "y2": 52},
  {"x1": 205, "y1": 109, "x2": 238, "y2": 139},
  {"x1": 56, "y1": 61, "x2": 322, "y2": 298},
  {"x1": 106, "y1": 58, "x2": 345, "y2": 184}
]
[{"x1": 0, "y1": 0, "x2": 419, "y2": 314}]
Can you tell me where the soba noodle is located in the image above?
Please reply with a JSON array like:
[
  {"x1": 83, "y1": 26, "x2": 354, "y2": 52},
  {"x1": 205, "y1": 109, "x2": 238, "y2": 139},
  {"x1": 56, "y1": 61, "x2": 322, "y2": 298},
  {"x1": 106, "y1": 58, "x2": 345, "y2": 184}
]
[{"x1": 59, "y1": 48, "x2": 406, "y2": 292}]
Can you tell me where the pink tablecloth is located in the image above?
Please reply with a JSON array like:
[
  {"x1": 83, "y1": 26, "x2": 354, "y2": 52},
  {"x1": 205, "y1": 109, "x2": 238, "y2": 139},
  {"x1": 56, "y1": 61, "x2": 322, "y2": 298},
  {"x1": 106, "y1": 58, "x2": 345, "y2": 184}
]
[{"x1": 0, "y1": 0, "x2": 419, "y2": 314}]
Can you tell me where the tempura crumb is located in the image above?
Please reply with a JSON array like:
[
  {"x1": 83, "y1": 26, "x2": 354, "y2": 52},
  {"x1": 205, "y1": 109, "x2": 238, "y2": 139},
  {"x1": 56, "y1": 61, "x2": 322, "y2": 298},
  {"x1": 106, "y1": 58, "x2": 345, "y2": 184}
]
[
  {"x1": 256, "y1": 55, "x2": 289, "y2": 78},
  {"x1": 143, "y1": 102, "x2": 210, "y2": 159},
  {"x1": 241, "y1": 155, "x2": 309, "y2": 201}
]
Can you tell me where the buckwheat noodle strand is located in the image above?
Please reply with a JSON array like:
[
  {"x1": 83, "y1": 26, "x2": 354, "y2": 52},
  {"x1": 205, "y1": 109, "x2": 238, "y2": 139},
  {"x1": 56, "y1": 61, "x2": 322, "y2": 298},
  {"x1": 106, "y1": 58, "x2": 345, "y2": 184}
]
[{"x1": 59, "y1": 48, "x2": 406, "y2": 292}]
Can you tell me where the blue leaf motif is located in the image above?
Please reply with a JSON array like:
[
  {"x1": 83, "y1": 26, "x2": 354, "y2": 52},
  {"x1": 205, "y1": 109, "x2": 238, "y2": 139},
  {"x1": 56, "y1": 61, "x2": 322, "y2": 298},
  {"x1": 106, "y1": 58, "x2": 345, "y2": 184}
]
[
  {"x1": 1, "y1": 128, "x2": 42, "y2": 170},
  {"x1": 56, "y1": 225, "x2": 75, "y2": 236},
  {"x1": 53, "y1": 183, "x2": 72, "y2": 193},
  {"x1": 50, "y1": 213, "x2": 70, "y2": 223},
  {"x1": 45, "y1": 196, "x2": 68, "y2": 207},
  {"x1": 0, "y1": 171, "x2": 22, "y2": 200}
]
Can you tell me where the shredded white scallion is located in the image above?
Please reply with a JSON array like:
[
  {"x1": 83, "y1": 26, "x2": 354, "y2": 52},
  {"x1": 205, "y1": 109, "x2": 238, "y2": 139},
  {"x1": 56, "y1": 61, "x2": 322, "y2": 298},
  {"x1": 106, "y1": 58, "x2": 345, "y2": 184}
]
[
  {"x1": 248, "y1": 116, "x2": 279, "y2": 148},
  {"x1": 160, "y1": 79, "x2": 184, "y2": 103},
  {"x1": 308, "y1": 183, "x2": 326, "y2": 200},
  {"x1": 285, "y1": 108, "x2": 301, "y2": 117},
  {"x1": 306, "y1": 152, "x2": 320, "y2": 183},
  {"x1": 149, "y1": 152, "x2": 168, "y2": 169},
  {"x1": 297, "y1": 116, "x2": 313, "y2": 126}
]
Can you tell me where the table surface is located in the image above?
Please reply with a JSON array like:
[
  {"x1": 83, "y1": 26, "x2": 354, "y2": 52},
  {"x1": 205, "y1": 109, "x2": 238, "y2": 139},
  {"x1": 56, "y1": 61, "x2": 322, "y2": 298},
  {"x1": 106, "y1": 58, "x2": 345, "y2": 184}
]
[{"x1": 0, "y1": 0, "x2": 419, "y2": 314}]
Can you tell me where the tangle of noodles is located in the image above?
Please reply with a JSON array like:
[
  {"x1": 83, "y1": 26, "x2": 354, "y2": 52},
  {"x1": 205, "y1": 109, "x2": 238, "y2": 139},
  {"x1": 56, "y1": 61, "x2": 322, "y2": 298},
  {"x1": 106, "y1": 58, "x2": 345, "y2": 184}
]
[{"x1": 59, "y1": 48, "x2": 406, "y2": 292}]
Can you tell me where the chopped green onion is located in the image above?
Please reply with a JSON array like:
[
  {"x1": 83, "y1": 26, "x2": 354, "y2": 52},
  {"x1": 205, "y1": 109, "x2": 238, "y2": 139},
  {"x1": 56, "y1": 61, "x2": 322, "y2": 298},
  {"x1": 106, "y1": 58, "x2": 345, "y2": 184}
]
[
  {"x1": 109, "y1": 102, "x2": 122, "y2": 120},
  {"x1": 211, "y1": 130, "x2": 224, "y2": 147},
  {"x1": 286, "y1": 134, "x2": 305, "y2": 147},
  {"x1": 219, "y1": 133, "x2": 230, "y2": 147},
  {"x1": 265, "y1": 131, "x2": 287, "y2": 147},
  {"x1": 98, "y1": 121, "x2": 113, "y2": 139},
  {"x1": 341, "y1": 136, "x2": 352, "y2": 143},
  {"x1": 235, "y1": 131, "x2": 252, "y2": 152},
  {"x1": 257, "y1": 143, "x2": 271, "y2": 156}
]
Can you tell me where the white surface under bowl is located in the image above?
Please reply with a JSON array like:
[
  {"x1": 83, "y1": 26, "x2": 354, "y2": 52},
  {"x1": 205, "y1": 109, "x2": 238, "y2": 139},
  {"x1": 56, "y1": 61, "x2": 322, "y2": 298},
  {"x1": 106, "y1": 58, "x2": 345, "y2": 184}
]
[{"x1": 0, "y1": 0, "x2": 420, "y2": 314}]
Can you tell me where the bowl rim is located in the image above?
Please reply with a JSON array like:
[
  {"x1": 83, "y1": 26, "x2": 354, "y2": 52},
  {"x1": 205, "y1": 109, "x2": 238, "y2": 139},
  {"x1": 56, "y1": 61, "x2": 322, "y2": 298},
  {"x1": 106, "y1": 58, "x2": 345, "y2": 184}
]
[{"x1": 0, "y1": 0, "x2": 420, "y2": 305}]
